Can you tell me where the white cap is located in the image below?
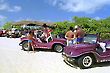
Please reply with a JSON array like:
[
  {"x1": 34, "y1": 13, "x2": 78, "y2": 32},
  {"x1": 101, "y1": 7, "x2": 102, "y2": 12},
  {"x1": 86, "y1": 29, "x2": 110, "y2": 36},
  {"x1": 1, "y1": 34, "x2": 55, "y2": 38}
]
[{"x1": 74, "y1": 25, "x2": 78, "y2": 29}]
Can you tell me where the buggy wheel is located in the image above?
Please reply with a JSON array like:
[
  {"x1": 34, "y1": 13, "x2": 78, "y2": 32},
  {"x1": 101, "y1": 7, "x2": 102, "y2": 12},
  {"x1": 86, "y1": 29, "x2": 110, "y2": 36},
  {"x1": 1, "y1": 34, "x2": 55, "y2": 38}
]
[
  {"x1": 77, "y1": 55, "x2": 94, "y2": 69},
  {"x1": 22, "y1": 41, "x2": 32, "y2": 51},
  {"x1": 53, "y1": 44, "x2": 63, "y2": 53}
]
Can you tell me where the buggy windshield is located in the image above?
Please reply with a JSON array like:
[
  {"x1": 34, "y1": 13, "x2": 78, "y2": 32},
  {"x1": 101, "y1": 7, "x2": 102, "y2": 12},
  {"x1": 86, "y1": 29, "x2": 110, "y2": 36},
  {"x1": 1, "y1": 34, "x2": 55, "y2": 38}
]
[{"x1": 83, "y1": 34, "x2": 97, "y2": 44}]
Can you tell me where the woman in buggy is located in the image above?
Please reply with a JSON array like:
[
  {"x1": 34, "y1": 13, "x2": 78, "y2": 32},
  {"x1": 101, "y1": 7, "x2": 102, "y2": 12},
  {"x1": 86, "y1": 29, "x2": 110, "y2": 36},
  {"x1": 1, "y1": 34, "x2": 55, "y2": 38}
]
[{"x1": 37, "y1": 24, "x2": 53, "y2": 43}]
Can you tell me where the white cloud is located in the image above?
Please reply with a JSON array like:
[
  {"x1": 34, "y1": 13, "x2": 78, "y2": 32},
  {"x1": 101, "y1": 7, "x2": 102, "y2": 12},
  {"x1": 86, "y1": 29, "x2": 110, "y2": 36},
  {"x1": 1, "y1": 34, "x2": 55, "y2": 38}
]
[
  {"x1": 0, "y1": 15, "x2": 7, "y2": 20},
  {"x1": 8, "y1": 6, "x2": 22, "y2": 12},
  {"x1": 94, "y1": 17, "x2": 101, "y2": 20},
  {"x1": 48, "y1": 0, "x2": 110, "y2": 13},
  {"x1": 0, "y1": 0, "x2": 22, "y2": 12}
]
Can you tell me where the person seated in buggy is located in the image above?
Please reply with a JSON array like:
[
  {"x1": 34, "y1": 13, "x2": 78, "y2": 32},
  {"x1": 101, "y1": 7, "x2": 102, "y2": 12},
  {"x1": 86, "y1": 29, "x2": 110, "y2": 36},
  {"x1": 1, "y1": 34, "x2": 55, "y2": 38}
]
[{"x1": 39, "y1": 24, "x2": 53, "y2": 43}]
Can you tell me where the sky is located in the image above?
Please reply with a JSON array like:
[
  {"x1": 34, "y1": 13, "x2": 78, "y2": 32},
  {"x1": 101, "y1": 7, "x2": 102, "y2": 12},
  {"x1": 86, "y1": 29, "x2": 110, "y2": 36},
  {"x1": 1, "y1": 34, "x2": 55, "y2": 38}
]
[{"x1": 0, "y1": 0, "x2": 110, "y2": 26}]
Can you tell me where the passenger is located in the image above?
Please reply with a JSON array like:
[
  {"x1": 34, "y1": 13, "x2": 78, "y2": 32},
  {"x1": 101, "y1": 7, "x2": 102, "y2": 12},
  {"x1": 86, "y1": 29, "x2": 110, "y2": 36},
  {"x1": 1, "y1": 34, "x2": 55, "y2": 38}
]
[
  {"x1": 34, "y1": 30, "x2": 42, "y2": 43},
  {"x1": 74, "y1": 25, "x2": 85, "y2": 44},
  {"x1": 41, "y1": 24, "x2": 52, "y2": 43},
  {"x1": 27, "y1": 31, "x2": 35, "y2": 52},
  {"x1": 42, "y1": 24, "x2": 52, "y2": 37},
  {"x1": 98, "y1": 42, "x2": 106, "y2": 52},
  {"x1": 65, "y1": 27, "x2": 77, "y2": 46},
  {"x1": 96, "y1": 33, "x2": 106, "y2": 52}
]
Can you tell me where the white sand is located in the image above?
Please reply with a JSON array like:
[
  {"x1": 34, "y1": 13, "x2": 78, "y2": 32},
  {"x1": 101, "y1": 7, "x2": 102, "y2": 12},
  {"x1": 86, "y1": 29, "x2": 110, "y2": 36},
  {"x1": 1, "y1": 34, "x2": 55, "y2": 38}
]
[{"x1": 0, "y1": 37, "x2": 110, "y2": 73}]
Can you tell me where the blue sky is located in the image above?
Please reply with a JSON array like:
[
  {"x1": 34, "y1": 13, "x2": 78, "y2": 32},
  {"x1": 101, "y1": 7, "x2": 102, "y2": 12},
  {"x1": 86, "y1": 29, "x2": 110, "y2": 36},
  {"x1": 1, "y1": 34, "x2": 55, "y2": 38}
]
[{"x1": 0, "y1": 0, "x2": 110, "y2": 26}]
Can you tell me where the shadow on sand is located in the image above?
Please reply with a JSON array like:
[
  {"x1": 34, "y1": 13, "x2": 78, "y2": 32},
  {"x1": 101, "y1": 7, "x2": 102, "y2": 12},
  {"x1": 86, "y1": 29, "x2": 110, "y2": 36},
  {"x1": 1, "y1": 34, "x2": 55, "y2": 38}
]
[
  {"x1": 93, "y1": 61, "x2": 110, "y2": 68},
  {"x1": 66, "y1": 61, "x2": 110, "y2": 69},
  {"x1": 36, "y1": 48, "x2": 54, "y2": 52}
]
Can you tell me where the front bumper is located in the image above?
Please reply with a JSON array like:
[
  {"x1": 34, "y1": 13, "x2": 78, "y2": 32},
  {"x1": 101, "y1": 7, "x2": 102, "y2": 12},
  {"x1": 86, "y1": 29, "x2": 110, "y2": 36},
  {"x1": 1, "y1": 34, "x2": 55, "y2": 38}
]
[{"x1": 62, "y1": 52, "x2": 78, "y2": 68}]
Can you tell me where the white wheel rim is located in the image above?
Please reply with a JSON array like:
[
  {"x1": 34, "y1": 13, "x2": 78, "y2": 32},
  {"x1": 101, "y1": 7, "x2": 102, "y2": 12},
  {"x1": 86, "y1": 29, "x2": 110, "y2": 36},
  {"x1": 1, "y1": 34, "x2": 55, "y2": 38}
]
[
  {"x1": 82, "y1": 56, "x2": 92, "y2": 67},
  {"x1": 23, "y1": 43, "x2": 29, "y2": 50},
  {"x1": 55, "y1": 45, "x2": 63, "y2": 52}
]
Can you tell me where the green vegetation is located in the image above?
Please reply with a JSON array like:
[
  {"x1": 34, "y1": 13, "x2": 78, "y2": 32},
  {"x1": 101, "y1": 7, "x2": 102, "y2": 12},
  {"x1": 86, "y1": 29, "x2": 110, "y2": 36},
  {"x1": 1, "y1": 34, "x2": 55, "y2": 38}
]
[
  {"x1": 2, "y1": 22, "x2": 21, "y2": 30},
  {"x1": 2, "y1": 22, "x2": 13, "y2": 30},
  {"x1": 1, "y1": 16, "x2": 110, "y2": 39},
  {"x1": 53, "y1": 16, "x2": 110, "y2": 39}
]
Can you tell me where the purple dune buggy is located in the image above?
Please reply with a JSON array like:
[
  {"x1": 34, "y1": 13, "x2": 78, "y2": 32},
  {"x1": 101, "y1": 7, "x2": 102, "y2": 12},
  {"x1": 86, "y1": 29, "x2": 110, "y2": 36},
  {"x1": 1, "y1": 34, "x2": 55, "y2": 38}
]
[
  {"x1": 62, "y1": 34, "x2": 110, "y2": 69},
  {"x1": 19, "y1": 33, "x2": 66, "y2": 53}
]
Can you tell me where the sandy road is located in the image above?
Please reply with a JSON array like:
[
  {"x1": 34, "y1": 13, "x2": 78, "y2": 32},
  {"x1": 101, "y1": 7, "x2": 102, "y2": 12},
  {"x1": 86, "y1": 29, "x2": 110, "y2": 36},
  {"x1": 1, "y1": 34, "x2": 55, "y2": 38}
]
[{"x1": 0, "y1": 37, "x2": 110, "y2": 73}]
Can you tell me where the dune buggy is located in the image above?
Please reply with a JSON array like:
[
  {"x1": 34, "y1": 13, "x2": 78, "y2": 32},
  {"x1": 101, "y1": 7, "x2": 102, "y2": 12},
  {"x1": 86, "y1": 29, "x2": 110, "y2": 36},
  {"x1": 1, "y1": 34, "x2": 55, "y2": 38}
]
[
  {"x1": 19, "y1": 31, "x2": 66, "y2": 53},
  {"x1": 62, "y1": 33, "x2": 110, "y2": 69}
]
